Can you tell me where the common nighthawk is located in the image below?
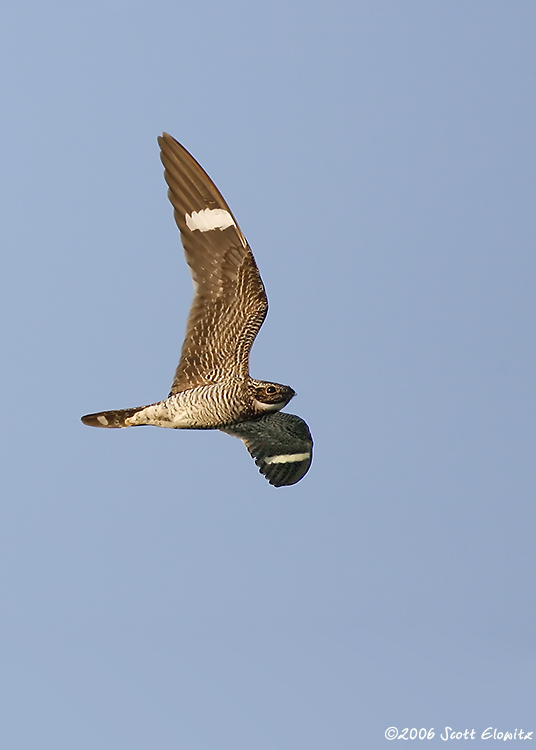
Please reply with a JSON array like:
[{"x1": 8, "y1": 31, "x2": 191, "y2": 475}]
[{"x1": 81, "y1": 133, "x2": 312, "y2": 487}]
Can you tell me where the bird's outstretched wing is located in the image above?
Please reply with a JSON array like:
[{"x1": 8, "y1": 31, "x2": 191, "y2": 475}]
[
  {"x1": 158, "y1": 133, "x2": 268, "y2": 393},
  {"x1": 220, "y1": 412, "x2": 313, "y2": 487}
]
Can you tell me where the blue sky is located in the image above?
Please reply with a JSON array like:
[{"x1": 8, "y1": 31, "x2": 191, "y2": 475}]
[{"x1": 1, "y1": 1, "x2": 535, "y2": 747}]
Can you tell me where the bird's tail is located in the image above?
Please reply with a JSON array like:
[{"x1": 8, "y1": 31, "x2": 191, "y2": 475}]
[{"x1": 81, "y1": 406, "x2": 146, "y2": 428}]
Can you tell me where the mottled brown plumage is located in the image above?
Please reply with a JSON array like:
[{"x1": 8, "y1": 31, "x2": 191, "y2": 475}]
[
  {"x1": 159, "y1": 134, "x2": 268, "y2": 391},
  {"x1": 81, "y1": 134, "x2": 312, "y2": 486}
]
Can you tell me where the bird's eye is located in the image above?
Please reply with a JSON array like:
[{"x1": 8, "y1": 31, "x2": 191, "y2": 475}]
[{"x1": 266, "y1": 386, "x2": 276, "y2": 394}]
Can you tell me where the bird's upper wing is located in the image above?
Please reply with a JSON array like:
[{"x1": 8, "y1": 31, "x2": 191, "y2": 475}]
[
  {"x1": 158, "y1": 133, "x2": 268, "y2": 393},
  {"x1": 220, "y1": 412, "x2": 313, "y2": 487}
]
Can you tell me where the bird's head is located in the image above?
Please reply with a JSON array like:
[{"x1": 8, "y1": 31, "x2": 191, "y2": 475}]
[{"x1": 248, "y1": 379, "x2": 296, "y2": 414}]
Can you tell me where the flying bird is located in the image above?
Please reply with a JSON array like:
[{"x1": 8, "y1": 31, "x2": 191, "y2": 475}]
[{"x1": 81, "y1": 133, "x2": 312, "y2": 487}]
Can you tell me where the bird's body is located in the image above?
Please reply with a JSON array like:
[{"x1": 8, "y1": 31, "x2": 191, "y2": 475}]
[
  {"x1": 82, "y1": 134, "x2": 312, "y2": 486},
  {"x1": 85, "y1": 378, "x2": 295, "y2": 430}
]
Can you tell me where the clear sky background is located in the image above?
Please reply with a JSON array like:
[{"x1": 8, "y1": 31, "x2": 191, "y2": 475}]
[{"x1": 1, "y1": 1, "x2": 535, "y2": 747}]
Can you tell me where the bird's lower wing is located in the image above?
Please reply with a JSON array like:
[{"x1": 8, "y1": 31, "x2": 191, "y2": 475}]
[{"x1": 220, "y1": 412, "x2": 313, "y2": 487}]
